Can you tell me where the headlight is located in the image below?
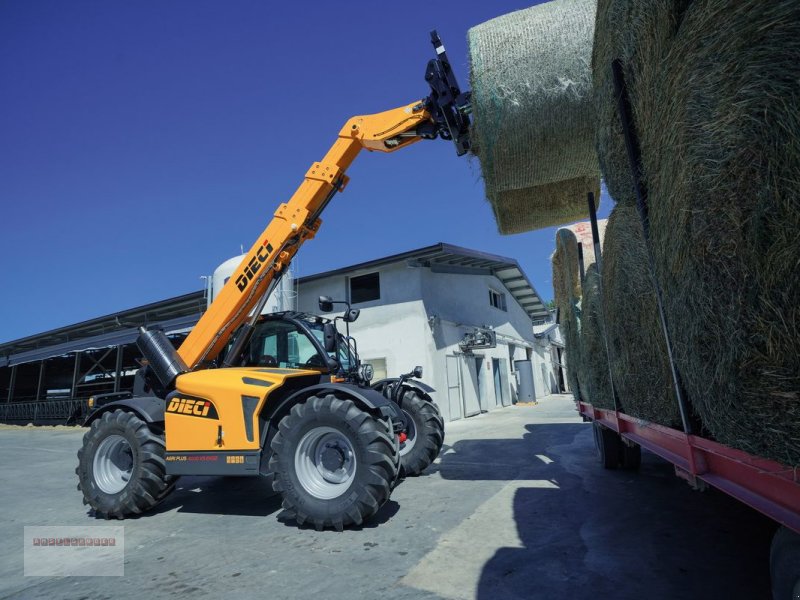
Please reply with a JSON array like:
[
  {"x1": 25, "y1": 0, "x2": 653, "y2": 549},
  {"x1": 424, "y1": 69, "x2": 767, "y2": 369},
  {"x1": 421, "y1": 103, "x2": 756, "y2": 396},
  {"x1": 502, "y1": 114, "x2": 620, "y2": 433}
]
[{"x1": 360, "y1": 363, "x2": 374, "y2": 382}]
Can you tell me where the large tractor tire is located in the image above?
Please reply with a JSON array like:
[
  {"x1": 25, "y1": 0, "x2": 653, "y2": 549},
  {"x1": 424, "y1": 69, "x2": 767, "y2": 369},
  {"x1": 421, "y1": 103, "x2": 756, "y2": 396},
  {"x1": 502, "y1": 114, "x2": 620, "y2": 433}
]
[
  {"x1": 398, "y1": 389, "x2": 445, "y2": 477},
  {"x1": 76, "y1": 409, "x2": 175, "y2": 519},
  {"x1": 269, "y1": 395, "x2": 399, "y2": 531}
]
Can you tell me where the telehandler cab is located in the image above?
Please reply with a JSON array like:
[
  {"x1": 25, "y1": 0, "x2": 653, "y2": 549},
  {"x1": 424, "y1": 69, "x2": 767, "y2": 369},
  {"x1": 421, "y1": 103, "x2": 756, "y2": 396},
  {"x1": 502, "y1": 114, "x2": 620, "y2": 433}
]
[{"x1": 76, "y1": 31, "x2": 467, "y2": 530}]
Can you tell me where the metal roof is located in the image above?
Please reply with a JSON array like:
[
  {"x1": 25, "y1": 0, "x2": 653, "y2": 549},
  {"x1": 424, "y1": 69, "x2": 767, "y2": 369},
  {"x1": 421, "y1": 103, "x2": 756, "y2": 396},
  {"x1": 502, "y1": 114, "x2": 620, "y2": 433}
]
[
  {"x1": 0, "y1": 292, "x2": 206, "y2": 367},
  {"x1": 298, "y1": 242, "x2": 549, "y2": 321}
]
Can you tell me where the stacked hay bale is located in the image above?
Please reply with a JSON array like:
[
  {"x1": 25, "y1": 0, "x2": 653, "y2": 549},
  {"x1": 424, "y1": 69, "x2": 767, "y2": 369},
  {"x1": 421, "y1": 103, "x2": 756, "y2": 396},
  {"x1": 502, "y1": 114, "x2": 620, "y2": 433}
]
[
  {"x1": 580, "y1": 263, "x2": 613, "y2": 409},
  {"x1": 468, "y1": 0, "x2": 601, "y2": 234},
  {"x1": 601, "y1": 204, "x2": 680, "y2": 426},
  {"x1": 551, "y1": 229, "x2": 583, "y2": 400},
  {"x1": 551, "y1": 220, "x2": 611, "y2": 406},
  {"x1": 593, "y1": 0, "x2": 800, "y2": 464}
]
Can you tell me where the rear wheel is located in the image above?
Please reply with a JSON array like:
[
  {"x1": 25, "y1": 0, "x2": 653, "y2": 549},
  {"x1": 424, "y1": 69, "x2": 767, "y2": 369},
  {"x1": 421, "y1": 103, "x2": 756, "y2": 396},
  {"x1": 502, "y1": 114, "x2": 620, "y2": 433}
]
[
  {"x1": 593, "y1": 422, "x2": 621, "y2": 469},
  {"x1": 771, "y1": 526, "x2": 800, "y2": 600},
  {"x1": 76, "y1": 409, "x2": 175, "y2": 518},
  {"x1": 398, "y1": 389, "x2": 445, "y2": 476},
  {"x1": 269, "y1": 395, "x2": 399, "y2": 531},
  {"x1": 620, "y1": 441, "x2": 642, "y2": 470}
]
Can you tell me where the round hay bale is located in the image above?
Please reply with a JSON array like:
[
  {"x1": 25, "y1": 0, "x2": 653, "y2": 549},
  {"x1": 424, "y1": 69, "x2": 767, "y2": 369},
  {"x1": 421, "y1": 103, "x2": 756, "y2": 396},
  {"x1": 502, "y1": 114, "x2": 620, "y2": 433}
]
[
  {"x1": 592, "y1": 0, "x2": 691, "y2": 203},
  {"x1": 641, "y1": 0, "x2": 800, "y2": 464},
  {"x1": 469, "y1": 0, "x2": 602, "y2": 234},
  {"x1": 602, "y1": 203, "x2": 681, "y2": 426},
  {"x1": 488, "y1": 178, "x2": 599, "y2": 235},
  {"x1": 579, "y1": 264, "x2": 614, "y2": 409},
  {"x1": 552, "y1": 228, "x2": 581, "y2": 304},
  {"x1": 552, "y1": 228, "x2": 583, "y2": 400}
]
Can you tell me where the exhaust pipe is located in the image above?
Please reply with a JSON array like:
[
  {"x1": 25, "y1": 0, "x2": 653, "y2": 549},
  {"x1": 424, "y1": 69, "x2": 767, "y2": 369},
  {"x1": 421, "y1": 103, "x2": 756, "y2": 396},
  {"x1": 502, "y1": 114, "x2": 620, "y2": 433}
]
[{"x1": 136, "y1": 327, "x2": 188, "y2": 389}]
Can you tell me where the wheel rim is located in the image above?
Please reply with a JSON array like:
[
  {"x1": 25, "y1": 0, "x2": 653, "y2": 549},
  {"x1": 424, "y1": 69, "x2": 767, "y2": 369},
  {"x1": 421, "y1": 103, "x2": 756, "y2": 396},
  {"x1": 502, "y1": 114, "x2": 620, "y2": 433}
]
[
  {"x1": 399, "y1": 409, "x2": 417, "y2": 457},
  {"x1": 294, "y1": 426, "x2": 357, "y2": 500},
  {"x1": 93, "y1": 434, "x2": 133, "y2": 494}
]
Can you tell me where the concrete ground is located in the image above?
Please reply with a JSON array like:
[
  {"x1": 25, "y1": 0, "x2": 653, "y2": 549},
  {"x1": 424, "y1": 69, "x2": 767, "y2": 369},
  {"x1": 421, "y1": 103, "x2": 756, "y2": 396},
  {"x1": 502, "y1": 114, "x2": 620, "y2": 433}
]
[{"x1": 0, "y1": 394, "x2": 774, "y2": 600}]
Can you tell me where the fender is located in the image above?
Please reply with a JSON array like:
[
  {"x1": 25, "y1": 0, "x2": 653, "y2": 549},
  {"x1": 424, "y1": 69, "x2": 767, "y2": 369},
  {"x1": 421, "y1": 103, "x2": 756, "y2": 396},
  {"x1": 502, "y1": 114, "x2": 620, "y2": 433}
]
[
  {"x1": 372, "y1": 378, "x2": 435, "y2": 395},
  {"x1": 83, "y1": 396, "x2": 166, "y2": 426},
  {"x1": 259, "y1": 383, "x2": 405, "y2": 448}
]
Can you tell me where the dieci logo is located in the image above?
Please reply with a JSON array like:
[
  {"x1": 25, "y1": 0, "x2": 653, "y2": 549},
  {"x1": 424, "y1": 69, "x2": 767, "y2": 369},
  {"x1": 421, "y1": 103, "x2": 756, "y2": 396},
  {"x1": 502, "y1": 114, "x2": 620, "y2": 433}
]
[
  {"x1": 235, "y1": 240, "x2": 274, "y2": 292},
  {"x1": 167, "y1": 397, "x2": 219, "y2": 419}
]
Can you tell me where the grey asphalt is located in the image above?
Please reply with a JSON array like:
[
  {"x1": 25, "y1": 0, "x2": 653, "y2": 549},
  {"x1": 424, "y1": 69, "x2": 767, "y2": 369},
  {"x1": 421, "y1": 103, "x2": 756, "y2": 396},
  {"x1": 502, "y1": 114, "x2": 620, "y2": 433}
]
[{"x1": 0, "y1": 394, "x2": 773, "y2": 599}]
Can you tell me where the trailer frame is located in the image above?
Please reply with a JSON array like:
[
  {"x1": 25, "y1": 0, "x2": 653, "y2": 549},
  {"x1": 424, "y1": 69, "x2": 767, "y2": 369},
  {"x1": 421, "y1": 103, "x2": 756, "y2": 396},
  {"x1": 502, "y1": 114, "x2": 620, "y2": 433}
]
[{"x1": 579, "y1": 401, "x2": 800, "y2": 535}]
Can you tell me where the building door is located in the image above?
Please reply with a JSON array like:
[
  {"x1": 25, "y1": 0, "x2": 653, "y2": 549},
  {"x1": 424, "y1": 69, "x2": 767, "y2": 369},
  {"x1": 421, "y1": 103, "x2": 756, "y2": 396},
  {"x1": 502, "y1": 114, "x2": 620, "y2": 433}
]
[
  {"x1": 475, "y1": 356, "x2": 485, "y2": 412},
  {"x1": 498, "y1": 358, "x2": 511, "y2": 406},
  {"x1": 445, "y1": 355, "x2": 463, "y2": 421},
  {"x1": 461, "y1": 357, "x2": 481, "y2": 417},
  {"x1": 492, "y1": 359, "x2": 502, "y2": 407}
]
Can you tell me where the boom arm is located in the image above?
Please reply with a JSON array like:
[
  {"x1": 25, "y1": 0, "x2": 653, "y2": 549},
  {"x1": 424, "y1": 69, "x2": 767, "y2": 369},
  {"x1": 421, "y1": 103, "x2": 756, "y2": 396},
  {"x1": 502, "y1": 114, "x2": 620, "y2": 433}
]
[
  {"x1": 176, "y1": 31, "x2": 471, "y2": 370},
  {"x1": 178, "y1": 101, "x2": 432, "y2": 368}
]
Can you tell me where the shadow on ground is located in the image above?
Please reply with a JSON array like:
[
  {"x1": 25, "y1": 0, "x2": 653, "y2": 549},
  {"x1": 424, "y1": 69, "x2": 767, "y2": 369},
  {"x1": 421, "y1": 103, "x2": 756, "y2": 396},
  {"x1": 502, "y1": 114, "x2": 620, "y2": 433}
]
[{"x1": 433, "y1": 422, "x2": 774, "y2": 600}]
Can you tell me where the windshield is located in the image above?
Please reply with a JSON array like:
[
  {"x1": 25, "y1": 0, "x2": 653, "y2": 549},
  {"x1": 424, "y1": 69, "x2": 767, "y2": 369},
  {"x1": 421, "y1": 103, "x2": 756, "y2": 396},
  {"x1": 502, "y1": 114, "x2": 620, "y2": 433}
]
[
  {"x1": 238, "y1": 316, "x2": 354, "y2": 371},
  {"x1": 303, "y1": 320, "x2": 354, "y2": 371}
]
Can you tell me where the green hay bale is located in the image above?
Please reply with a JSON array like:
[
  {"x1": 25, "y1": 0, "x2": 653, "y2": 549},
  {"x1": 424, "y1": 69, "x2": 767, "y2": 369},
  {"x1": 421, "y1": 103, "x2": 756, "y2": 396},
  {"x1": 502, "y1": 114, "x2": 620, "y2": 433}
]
[
  {"x1": 643, "y1": 0, "x2": 800, "y2": 465},
  {"x1": 552, "y1": 228, "x2": 581, "y2": 304},
  {"x1": 469, "y1": 0, "x2": 602, "y2": 234},
  {"x1": 596, "y1": 0, "x2": 800, "y2": 463},
  {"x1": 602, "y1": 203, "x2": 680, "y2": 426},
  {"x1": 592, "y1": 0, "x2": 690, "y2": 203},
  {"x1": 579, "y1": 264, "x2": 614, "y2": 409},
  {"x1": 552, "y1": 229, "x2": 583, "y2": 400},
  {"x1": 489, "y1": 178, "x2": 600, "y2": 235}
]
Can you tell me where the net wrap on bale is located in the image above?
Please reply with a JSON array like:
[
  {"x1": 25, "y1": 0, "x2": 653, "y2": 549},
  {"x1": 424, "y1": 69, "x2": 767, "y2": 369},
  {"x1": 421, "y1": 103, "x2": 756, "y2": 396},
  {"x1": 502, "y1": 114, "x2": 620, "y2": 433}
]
[{"x1": 469, "y1": 0, "x2": 601, "y2": 234}]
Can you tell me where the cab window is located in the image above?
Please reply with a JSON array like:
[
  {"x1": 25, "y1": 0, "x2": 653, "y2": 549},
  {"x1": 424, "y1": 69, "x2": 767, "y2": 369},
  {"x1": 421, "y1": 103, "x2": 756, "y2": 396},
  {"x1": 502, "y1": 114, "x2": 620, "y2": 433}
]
[{"x1": 246, "y1": 320, "x2": 327, "y2": 370}]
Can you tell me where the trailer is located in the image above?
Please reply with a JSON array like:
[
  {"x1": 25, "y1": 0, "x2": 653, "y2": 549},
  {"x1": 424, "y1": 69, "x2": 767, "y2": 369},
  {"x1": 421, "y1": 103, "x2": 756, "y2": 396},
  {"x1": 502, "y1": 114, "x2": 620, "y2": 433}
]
[
  {"x1": 569, "y1": 62, "x2": 800, "y2": 599},
  {"x1": 579, "y1": 400, "x2": 800, "y2": 598}
]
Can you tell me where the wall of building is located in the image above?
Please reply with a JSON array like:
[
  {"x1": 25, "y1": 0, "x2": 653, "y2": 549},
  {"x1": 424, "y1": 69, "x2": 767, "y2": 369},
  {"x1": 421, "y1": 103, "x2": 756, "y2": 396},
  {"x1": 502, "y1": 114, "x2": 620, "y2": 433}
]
[{"x1": 297, "y1": 263, "x2": 539, "y2": 423}]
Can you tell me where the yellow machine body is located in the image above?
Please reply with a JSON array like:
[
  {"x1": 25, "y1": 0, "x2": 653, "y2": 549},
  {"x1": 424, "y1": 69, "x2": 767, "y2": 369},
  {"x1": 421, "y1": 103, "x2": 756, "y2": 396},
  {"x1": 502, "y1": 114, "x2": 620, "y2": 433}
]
[{"x1": 165, "y1": 367, "x2": 320, "y2": 452}]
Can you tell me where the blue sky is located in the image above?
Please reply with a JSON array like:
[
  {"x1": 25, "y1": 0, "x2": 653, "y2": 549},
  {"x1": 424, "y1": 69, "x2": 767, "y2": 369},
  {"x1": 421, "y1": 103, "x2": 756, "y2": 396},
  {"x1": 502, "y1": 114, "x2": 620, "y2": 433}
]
[{"x1": 0, "y1": 0, "x2": 611, "y2": 343}]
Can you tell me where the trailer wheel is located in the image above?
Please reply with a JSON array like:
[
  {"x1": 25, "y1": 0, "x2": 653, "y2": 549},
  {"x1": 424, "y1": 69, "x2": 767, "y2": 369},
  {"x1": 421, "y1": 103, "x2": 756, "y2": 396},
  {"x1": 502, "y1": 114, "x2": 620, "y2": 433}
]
[
  {"x1": 593, "y1": 422, "x2": 621, "y2": 469},
  {"x1": 771, "y1": 526, "x2": 800, "y2": 600},
  {"x1": 621, "y1": 441, "x2": 642, "y2": 470},
  {"x1": 269, "y1": 394, "x2": 399, "y2": 531},
  {"x1": 76, "y1": 409, "x2": 175, "y2": 518},
  {"x1": 398, "y1": 389, "x2": 445, "y2": 477}
]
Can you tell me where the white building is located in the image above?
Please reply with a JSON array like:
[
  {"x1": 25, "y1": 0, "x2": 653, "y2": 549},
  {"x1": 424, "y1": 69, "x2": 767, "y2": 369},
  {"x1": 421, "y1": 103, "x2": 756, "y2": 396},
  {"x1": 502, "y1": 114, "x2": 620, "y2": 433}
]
[{"x1": 294, "y1": 243, "x2": 553, "y2": 423}]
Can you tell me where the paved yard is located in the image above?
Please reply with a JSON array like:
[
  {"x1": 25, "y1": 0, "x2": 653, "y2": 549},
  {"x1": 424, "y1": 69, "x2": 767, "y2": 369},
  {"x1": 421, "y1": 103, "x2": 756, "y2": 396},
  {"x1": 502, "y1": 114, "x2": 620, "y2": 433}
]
[{"x1": 0, "y1": 394, "x2": 773, "y2": 599}]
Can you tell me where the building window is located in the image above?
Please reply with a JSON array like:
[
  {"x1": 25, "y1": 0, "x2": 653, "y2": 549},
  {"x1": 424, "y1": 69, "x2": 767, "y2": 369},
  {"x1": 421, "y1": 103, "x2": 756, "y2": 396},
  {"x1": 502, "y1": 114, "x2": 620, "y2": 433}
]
[
  {"x1": 349, "y1": 272, "x2": 380, "y2": 304},
  {"x1": 489, "y1": 289, "x2": 507, "y2": 311}
]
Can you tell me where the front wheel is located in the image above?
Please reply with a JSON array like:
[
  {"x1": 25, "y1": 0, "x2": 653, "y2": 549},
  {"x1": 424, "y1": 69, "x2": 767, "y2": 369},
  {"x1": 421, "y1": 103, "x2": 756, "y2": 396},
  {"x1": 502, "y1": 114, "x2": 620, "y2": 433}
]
[
  {"x1": 269, "y1": 395, "x2": 399, "y2": 531},
  {"x1": 398, "y1": 389, "x2": 445, "y2": 476},
  {"x1": 76, "y1": 410, "x2": 175, "y2": 518}
]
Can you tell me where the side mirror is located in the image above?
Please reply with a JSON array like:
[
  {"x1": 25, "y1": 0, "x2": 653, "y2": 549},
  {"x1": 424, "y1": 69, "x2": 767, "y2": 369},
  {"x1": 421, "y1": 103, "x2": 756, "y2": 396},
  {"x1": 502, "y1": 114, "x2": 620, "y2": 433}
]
[
  {"x1": 343, "y1": 308, "x2": 360, "y2": 323},
  {"x1": 413, "y1": 366, "x2": 423, "y2": 378},
  {"x1": 323, "y1": 323, "x2": 337, "y2": 352},
  {"x1": 318, "y1": 296, "x2": 334, "y2": 312}
]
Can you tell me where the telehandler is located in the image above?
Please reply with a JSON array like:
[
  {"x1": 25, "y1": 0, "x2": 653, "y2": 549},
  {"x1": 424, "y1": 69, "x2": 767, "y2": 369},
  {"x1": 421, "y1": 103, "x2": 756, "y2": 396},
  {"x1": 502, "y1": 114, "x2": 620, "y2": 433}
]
[{"x1": 76, "y1": 32, "x2": 468, "y2": 530}]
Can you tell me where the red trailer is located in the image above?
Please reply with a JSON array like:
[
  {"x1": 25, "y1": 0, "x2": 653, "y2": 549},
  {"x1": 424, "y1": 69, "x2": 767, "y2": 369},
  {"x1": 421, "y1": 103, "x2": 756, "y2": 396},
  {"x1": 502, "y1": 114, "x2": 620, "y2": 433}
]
[{"x1": 578, "y1": 401, "x2": 800, "y2": 599}]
